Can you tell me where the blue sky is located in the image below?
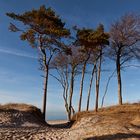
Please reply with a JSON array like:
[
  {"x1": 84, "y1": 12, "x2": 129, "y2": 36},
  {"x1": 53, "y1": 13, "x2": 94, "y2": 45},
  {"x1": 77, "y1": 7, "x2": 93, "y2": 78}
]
[{"x1": 0, "y1": 0, "x2": 140, "y2": 120}]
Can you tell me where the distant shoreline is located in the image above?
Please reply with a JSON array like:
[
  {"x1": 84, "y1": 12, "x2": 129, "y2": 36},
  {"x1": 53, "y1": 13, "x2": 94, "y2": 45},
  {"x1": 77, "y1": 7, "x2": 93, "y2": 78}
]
[{"x1": 47, "y1": 119, "x2": 68, "y2": 125}]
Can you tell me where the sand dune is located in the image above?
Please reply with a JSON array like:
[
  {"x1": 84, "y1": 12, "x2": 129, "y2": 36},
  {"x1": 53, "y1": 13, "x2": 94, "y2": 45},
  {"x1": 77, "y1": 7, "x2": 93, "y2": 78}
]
[{"x1": 0, "y1": 103, "x2": 140, "y2": 140}]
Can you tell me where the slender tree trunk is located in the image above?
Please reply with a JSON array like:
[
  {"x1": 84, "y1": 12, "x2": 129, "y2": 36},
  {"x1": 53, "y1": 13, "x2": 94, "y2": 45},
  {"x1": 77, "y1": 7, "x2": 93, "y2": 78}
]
[
  {"x1": 68, "y1": 68, "x2": 75, "y2": 121},
  {"x1": 95, "y1": 51, "x2": 102, "y2": 112},
  {"x1": 42, "y1": 65, "x2": 49, "y2": 120},
  {"x1": 65, "y1": 83, "x2": 69, "y2": 104},
  {"x1": 65, "y1": 84, "x2": 69, "y2": 113},
  {"x1": 78, "y1": 62, "x2": 87, "y2": 112},
  {"x1": 63, "y1": 87, "x2": 69, "y2": 120},
  {"x1": 101, "y1": 69, "x2": 116, "y2": 108},
  {"x1": 63, "y1": 77, "x2": 69, "y2": 121},
  {"x1": 116, "y1": 56, "x2": 123, "y2": 105},
  {"x1": 95, "y1": 68, "x2": 99, "y2": 112},
  {"x1": 86, "y1": 65, "x2": 96, "y2": 111},
  {"x1": 65, "y1": 66, "x2": 69, "y2": 114}
]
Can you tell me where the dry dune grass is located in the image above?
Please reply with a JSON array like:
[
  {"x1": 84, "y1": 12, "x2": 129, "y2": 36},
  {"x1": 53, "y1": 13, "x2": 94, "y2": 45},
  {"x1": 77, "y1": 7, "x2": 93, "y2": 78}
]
[
  {"x1": 72, "y1": 103, "x2": 140, "y2": 122},
  {"x1": 71, "y1": 103, "x2": 140, "y2": 140},
  {"x1": 0, "y1": 103, "x2": 38, "y2": 111},
  {"x1": 0, "y1": 103, "x2": 46, "y2": 128}
]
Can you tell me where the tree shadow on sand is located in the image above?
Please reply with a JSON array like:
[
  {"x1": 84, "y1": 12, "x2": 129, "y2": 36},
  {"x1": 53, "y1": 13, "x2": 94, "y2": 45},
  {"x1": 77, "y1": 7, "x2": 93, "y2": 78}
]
[
  {"x1": 85, "y1": 133, "x2": 140, "y2": 140},
  {"x1": 48, "y1": 121, "x2": 74, "y2": 129}
]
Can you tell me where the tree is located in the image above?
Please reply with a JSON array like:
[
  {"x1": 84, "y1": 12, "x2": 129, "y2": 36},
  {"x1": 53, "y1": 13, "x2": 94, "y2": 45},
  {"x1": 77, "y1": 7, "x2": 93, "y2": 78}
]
[
  {"x1": 67, "y1": 46, "x2": 82, "y2": 120},
  {"x1": 75, "y1": 28, "x2": 93, "y2": 112},
  {"x1": 50, "y1": 53, "x2": 70, "y2": 120},
  {"x1": 94, "y1": 24, "x2": 109, "y2": 112},
  {"x1": 86, "y1": 56, "x2": 98, "y2": 111},
  {"x1": 7, "y1": 5, "x2": 70, "y2": 120},
  {"x1": 101, "y1": 69, "x2": 116, "y2": 107},
  {"x1": 51, "y1": 45, "x2": 82, "y2": 121},
  {"x1": 75, "y1": 25, "x2": 109, "y2": 112},
  {"x1": 109, "y1": 14, "x2": 140, "y2": 105},
  {"x1": 78, "y1": 50, "x2": 90, "y2": 112},
  {"x1": 76, "y1": 24, "x2": 109, "y2": 111}
]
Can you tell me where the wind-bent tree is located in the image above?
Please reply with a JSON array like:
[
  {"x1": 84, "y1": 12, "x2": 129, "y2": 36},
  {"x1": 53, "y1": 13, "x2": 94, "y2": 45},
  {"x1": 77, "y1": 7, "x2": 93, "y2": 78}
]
[
  {"x1": 78, "y1": 50, "x2": 90, "y2": 112},
  {"x1": 75, "y1": 28, "x2": 92, "y2": 112},
  {"x1": 109, "y1": 14, "x2": 140, "y2": 105},
  {"x1": 86, "y1": 56, "x2": 98, "y2": 111},
  {"x1": 7, "y1": 5, "x2": 70, "y2": 120},
  {"x1": 94, "y1": 24, "x2": 109, "y2": 112},
  {"x1": 76, "y1": 29, "x2": 98, "y2": 111},
  {"x1": 75, "y1": 25, "x2": 109, "y2": 112}
]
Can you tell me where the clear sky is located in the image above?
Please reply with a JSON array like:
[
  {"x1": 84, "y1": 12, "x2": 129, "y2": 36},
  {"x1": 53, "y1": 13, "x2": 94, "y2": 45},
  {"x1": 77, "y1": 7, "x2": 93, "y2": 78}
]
[{"x1": 0, "y1": 0, "x2": 140, "y2": 120}]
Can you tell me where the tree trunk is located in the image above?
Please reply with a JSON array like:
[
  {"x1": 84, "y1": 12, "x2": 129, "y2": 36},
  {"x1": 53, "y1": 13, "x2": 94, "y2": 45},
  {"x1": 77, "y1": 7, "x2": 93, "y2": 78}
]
[
  {"x1": 78, "y1": 62, "x2": 87, "y2": 112},
  {"x1": 101, "y1": 69, "x2": 116, "y2": 108},
  {"x1": 65, "y1": 83, "x2": 69, "y2": 120},
  {"x1": 86, "y1": 65, "x2": 96, "y2": 111},
  {"x1": 62, "y1": 87, "x2": 69, "y2": 120},
  {"x1": 68, "y1": 68, "x2": 75, "y2": 121},
  {"x1": 116, "y1": 56, "x2": 123, "y2": 105},
  {"x1": 65, "y1": 66, "x2": 69, "y2": 117},
  {"x1": 95, "y1": 51, "x2": 102, "y2": 112},
  {"x1": 42, "y1": 65, "x2": 49, "y2": 120}
]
